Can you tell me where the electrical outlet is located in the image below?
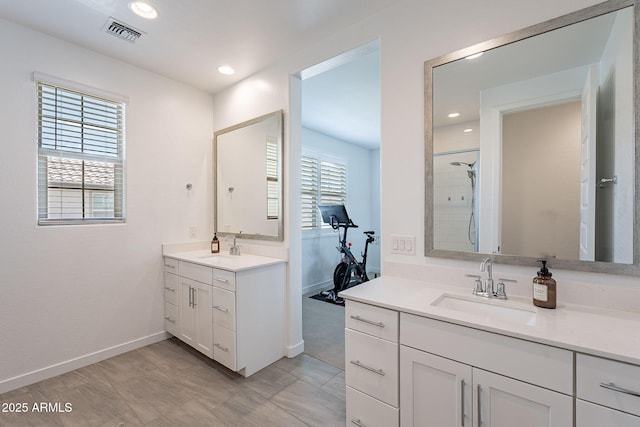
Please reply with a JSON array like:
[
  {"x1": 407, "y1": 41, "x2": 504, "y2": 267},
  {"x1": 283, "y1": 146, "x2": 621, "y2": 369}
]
[
  {"x1": 189, "y1": 226, "x2": 197, "y2": 239},
  {"x1": 391, "y1": 235, "x2": 416, "y2": 255}
]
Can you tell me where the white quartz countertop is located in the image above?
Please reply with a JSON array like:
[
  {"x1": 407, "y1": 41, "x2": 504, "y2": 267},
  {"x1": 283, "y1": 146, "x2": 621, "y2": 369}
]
[
  {"x1": 340, "y1": 276, "x2": 640, "y2": 365},
  {"x1": 164, "y1": 250, "x2": 286, "y2": 272}
]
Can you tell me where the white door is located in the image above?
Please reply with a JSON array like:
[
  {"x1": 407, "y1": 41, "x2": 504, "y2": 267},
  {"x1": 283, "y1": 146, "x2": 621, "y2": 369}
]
[
  {"x1": 474, "y1": 369, "x2": 572, "y2": 427},
  {"x1": 579, "y1": 65, "x2": 597, "y2": 261},
  {"x1": 400, "y1": 346, "x2": 472, "y2": 427}
]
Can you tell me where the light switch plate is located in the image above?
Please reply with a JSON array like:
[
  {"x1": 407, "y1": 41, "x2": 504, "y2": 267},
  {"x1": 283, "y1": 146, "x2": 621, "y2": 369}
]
[{"x1": 391, "y1": 235, "x2": 416, "y2": 255}]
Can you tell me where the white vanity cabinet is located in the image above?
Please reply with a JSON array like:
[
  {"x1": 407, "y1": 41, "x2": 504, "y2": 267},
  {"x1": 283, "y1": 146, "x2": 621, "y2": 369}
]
[
  {"x1": 576, "y1": 354, "x2": 640, "y2": 426},
  {"x1": 400, "y1": 314, "x2": 573, "y2": 427},
  {"x1": 177, "y1": 262, "x2": 214, "y2": 357},
  {"x1": 345, "y1": 301, "x2": 400, "y2": 427},
  {"x1": 163, "y1": 259, "x2": 179, "y2": 336},
  {"x1": 163, "y1": 255, "x2": 285, "y2": 377}
]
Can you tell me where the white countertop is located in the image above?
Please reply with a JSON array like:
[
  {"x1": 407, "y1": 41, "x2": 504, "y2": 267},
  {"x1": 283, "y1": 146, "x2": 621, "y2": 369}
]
[
  {"x1": 164, "y1": 250, "x2": 286, "y2": 272},
  {"x1": 340, "y1": 276, "x2": 640, "y2": 365}
]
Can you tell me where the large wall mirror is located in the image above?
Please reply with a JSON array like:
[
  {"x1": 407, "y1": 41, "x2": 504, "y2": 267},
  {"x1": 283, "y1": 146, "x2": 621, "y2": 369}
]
[
  {"x1": 425, "y1": 0, "x2": 640, "y2": 275},
  {"x1": 214, "y1": 110, "x2": 284, "y2": 241}
]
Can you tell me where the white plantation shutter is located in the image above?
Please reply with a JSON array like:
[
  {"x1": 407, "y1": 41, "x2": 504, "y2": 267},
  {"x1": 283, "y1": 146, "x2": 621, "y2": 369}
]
[
  {"x1": 301, "y1": 155, "x2": 347, "y2": 230},
  {"x1": 266, "y1": 137, "x2": 279, "y2": 219},
  {"x1": 301, "y1": 156, "x2": 319, "y2": 229},
  {"x1": 37, "y1": 80, "x2": 125, "y2": 224}
]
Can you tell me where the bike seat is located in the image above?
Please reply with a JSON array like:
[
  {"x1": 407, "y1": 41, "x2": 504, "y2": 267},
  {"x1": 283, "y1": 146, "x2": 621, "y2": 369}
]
[{"x1": 363, "y1": 231, "x2": 375, "y2": 235}]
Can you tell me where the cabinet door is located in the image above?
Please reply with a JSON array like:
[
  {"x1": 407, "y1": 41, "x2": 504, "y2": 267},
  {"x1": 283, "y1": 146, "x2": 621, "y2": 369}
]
[
  {"x1": 400, "y1": 345, "x2": 472, "y2": 427},
  {"x1": 193, "y1": 283, "x2": 213, "y2": 357},
  {"x1": 576, "y1": 400, "x2": 640, "y2": 427},
  {"x1": 474, "y1": 369, "x2": 572, "y2": 427},
  {"x1": 179, "y1": 280, "x2": 196, "y2": 346}
]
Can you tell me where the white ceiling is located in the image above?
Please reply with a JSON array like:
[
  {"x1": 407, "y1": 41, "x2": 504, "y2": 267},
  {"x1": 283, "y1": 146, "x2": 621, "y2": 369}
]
[
  {"x1": 0, "y1": 0, "x2": 390, "y2": 148},
  {"x1": 0, "y1": 0, "x2": 397, "y2": 94}
]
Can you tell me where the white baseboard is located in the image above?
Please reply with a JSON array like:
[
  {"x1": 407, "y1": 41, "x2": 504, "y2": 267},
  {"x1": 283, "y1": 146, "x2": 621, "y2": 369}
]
[
  {"x1": 0, "y1": 331, "x2": 169, "y2": 394},
  {"x1": 285, "y1": 339, "x2": 304, "y2": 358},
  {"x1": 302, "y1": 280, "x2": 332, "y2": 296}
]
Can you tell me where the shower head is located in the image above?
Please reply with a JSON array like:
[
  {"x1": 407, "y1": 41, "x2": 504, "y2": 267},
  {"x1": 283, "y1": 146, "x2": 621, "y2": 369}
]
[{"x1": 450, "y1": 161, "x2": 476, "y2": 168}]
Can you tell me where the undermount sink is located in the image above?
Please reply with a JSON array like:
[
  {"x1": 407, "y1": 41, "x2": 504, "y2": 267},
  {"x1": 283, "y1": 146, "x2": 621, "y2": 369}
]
[{"x1": 431, "y1": 293, "x2": 537, "y2": 325}]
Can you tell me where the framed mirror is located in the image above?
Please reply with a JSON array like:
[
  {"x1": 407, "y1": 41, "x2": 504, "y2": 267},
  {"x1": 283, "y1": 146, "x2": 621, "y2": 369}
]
[
  {"x1": 214, "y1": 110, "x2": 284, "y2": 241},
  {"x1": 425, "y1": 0, "x2": 640, "y2": 275}
]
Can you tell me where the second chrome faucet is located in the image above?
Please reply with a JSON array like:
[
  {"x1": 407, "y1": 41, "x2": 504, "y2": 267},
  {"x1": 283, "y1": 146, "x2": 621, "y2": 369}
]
[{"x1": 466, "y1": 258, "x2": 516, "y2": 300}]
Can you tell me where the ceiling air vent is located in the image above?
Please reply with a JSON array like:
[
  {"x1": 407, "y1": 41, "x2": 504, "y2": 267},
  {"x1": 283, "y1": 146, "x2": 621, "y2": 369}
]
[{"x1": 104, "y1": 18, "x2": 143, "y2": 43}]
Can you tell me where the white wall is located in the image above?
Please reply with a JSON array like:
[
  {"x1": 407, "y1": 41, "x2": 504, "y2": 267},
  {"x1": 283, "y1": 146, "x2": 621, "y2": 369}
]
[
  {"x1": 0, "y1": 18, "x2": 214, "y2": 392},
  {"x1": 300, "y1": 128, "x2": 380, "y2": 294},
  {"x1": 212, "y1": 0, "x2": 640, "y2": 357}
]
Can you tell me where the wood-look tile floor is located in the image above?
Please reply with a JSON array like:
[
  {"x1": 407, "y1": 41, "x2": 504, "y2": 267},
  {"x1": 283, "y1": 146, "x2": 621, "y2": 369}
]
[
  {"x1": 0, "y1": 295, "x2": 347, "y2": 427},
  {"x1": 0, "y1": 337, "x2": 346, "y2": 427}
]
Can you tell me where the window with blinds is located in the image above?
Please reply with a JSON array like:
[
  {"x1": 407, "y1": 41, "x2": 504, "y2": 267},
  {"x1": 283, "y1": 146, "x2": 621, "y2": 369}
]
[
  {"x1": 301, "y1": 155, "x2": 347, "y2": 229},
  {"x1": 37, "y1": 82, "x2": 125, "y2": 225}
]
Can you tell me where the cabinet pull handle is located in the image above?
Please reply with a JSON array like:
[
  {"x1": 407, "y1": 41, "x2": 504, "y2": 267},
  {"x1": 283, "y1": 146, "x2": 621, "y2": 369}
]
[
  {"x1": 350, "y1": 360, "x2": 385, "y2": 376},
  {"x1": 214, "y1": 343, "x2": 230, "y2": 352},
  {"x1": 192, "y1": 288, "x2": 197, "y2": 307},
  {"x1": 188, "y1": 286, "x2": 193, "y2": 307},
  {"x1": 461, "y1": 379, "x2": 465, "y2": 426},
  {"x1": 164, "y1": 316, "x2": 175, "y2": 323},
  {"x1": 477, "y1": 384, "x2": 483, "y2": 426},
  {"x1": 164, "y1": 287, "x2": 176, "y2": 292},
  {"x1": 349, "y1": 315, "x2": 384, "y2": 328},
  {"x1": 213, "y1": 305, "x2": 229, "y2": 313},
  {"x1": 350, "y1": 419, "x2": 366, "y2": 427},
  {"x1": 164, "y1": 263, "x2": 176, "y2": 269},
  {"x1": 214, "y1": 276, "x2": 229, "y2": 283},
  {"x1": 600, "y1": 382, "x2": 640, "y2": 398}
]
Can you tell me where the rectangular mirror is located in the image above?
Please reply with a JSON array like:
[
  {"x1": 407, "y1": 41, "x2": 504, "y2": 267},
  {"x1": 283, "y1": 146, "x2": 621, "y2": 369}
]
[
  {"x1": 214, "y1": 110, "x2": 284, "y2": 241},
  {"x1": 425, "y1": 0, "x2": 640, "y2": 274}
]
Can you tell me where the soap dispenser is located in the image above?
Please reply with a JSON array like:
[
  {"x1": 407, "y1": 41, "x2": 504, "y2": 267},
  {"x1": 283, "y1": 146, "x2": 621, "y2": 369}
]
[
  {"x1": 211, "y1": 233, "x2": 220, "y2": 254},
  {"x1": 533, "y1": 260, "x2": 556, "y2": 309}
]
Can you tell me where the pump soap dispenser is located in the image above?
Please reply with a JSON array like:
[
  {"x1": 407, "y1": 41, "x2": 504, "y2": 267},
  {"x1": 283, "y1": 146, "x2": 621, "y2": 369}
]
[
  {"x1": 211, "y1": 233, "x2": 220, "y2": 254},
  {"x1": 533, "y1": 260, "x2": 556, "y2": 309}
]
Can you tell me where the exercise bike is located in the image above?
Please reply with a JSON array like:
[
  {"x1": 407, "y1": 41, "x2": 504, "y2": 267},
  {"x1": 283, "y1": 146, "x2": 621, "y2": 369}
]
[{"x1": 318, "y1": 205, "x2": 375, "y2": 304}]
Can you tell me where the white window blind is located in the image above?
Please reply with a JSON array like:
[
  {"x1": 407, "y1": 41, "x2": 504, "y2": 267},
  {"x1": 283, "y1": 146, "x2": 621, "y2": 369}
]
[
  {"x1": 301, "y1": 155, "x2": 347, "y2": 230},
  {"x1": 37, "y1": 81, "x2": 125, "y2": 225},
  {"x1": 266, "y1": 136, "x2": 279, "y2": 219}
]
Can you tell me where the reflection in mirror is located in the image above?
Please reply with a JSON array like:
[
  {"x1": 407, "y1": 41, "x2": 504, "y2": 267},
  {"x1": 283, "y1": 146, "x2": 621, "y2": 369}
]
[
  {"x1": 426, "y1": 0, "x2": 639, "y2": 275},
  {"x1": 214, "y1": 110, "x2": 283, "y2": 241}
]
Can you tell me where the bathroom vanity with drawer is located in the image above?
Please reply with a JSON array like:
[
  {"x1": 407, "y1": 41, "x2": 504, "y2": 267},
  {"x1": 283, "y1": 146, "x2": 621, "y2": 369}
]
[
  {"x1": 163, "y1": 251, "x2": 286, "y2": 377},
  {"x1": 341, "y1": 276, "x2": 640, "y2": 427}
]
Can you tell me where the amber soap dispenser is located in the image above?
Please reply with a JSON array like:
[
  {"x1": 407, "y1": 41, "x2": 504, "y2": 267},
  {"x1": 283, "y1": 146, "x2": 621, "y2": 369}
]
[
  {"x1": 211, "y1": 233, "x2": 220, "y2": 253},
  {"x1": 533, "y1": 260, "x2": 556, "y2": 309}
]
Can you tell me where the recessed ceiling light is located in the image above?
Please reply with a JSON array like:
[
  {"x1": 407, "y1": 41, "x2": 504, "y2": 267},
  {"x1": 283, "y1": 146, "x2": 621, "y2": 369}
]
[
  {"x1": 463, "y1": 128, "x2": 473, "y2": 133},
  {"x1": 448, "y1": 112, "x2": 460, "y2": 118},
  {"x1": 217, "y1": 65, "x2": 235, "y2": 75},
  {"x1": 129, "y1": 1, "x2": 157, "y2": 19},
  {"x1": 465, "y1": 52, "x2": 484, "y2": 60}
]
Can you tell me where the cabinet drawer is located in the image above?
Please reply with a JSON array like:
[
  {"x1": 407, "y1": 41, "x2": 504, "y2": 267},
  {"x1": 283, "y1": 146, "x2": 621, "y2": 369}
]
[
  {"x1": 164, "y1": 272, "x2": 178, "y2": 305},
  {"x1": 164, "y1": 257, "x2": 178, "y2": 274},
  {"x1": 164, "y1": 302, "x2": 178, "y2": 336},
  {"x1": 576, "y1": 400, "x2": 640, "y2": 427},
  {"x1": 346, "y1": 329, "x2": 398, "y2": 407},
  {"x1": 400, "y1": 313, "x2": 573, "y2": 394},
  {"x1": 346, "y1": 301, "x2": 399, "y2": 342},
  {"x1": 212, "y1": 268, "x2": 236, "y2": 291},
  {"x1": 179, "y1": 261, "x2": 212, "y2": 284},
  {"x1": 577, "y1": 354, "x2": 640, "y2": 416},
  {"x1": 347, "y1": 386, "x2": 399, "y2": 427},
  {"x1": 213, "y1": 287, "x2": 236, "y2": 331},
  {"x1": 214, "y1": 326, "x2": 237, "y2": 371}
]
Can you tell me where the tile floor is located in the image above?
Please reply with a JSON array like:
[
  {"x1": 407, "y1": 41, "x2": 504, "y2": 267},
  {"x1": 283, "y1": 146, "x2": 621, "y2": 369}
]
[{"x1": 0, "y1": 296, "x2": 346, "y2": 427}]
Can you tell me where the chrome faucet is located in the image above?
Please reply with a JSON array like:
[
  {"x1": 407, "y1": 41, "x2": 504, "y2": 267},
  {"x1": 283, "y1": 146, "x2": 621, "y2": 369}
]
[
  {"x1": 229, "y1": 233, "x2": 241, "y2": 256},
  {"x1": 480, "y1": 258, "x2": 494, "y2": 296}
]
